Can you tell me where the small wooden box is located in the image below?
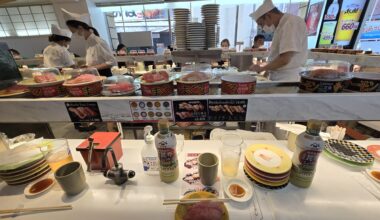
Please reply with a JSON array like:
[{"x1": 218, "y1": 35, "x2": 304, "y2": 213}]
[{"x1": 76, "y1": 132, "x2": 122, "y2": 170}]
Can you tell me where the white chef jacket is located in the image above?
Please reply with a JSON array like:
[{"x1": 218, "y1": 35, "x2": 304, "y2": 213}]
[
  {"x1": 268, "y1": 13, "x2": 308, "y2": 81},
  {"x1": 43, "y1": 43, "x2": 75, "y2": 68},
  {"x1": 85, "y1": 33, "x2": 117, "y2": 67}
]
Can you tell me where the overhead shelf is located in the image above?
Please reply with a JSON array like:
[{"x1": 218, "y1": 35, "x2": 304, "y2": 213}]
[
  {"x1": 15, "y1": 51, "x2": 380, "y2": 67},
  {"x1": 0, "y1": 92, "x2": 379, "y2": 123}
]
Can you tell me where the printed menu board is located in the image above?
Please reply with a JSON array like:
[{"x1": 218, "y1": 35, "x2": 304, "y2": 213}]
[
  {"x1": 173, "y1": 100, "x2": 208, "y2": 122},
  {"x1": 181, "y1": 153, "x2": 221, "y2": 196},
  {"x1": 173, "y1": 99, "x2": 248, "y2": 122},
  {"x1": 65, "y1": 102, "x2": 102, "y2": 122},
  {"x1": 208, "y1": 99, "x2": 248, "y2": 122},
  {"x1": 130, "y1": 100, "x2": 173, "y2": 122}
]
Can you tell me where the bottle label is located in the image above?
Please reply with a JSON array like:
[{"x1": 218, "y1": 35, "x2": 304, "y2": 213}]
[
  {"x1": 298, "y1": 150, "x2": 321, "y2": 170},
  {"x1": 142, "y1": 157, "x2": 159, "y2": 172},
  {"x1": 156, "y1": 133, "x2": 178, "y2": 178},
  {"x1": 157, "y1": 148, "x2": 178, "y2": 170}
]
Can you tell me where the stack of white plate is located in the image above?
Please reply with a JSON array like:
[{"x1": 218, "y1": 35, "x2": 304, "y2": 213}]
[
  {"x1": 186, "y1": 22, "x2": 206, "y2": 50},
  {"x1": 201, "y1": 4, "x2": 220, "y2": 48},
  {"x1": 173, "y1": 8, "x2": 190, "y2": 50}
]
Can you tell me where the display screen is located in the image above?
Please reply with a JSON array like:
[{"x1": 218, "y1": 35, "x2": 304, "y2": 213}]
[
  {"x1": 317, "y1": 0, "x2": 369, "y2": 48},
  {"x1": 0, "y1": 43, "x2": 22, "y2": 86},
  {"x1": 334, "y1": 0, "x2": 367, "y2": 46},
  {"x1": 306, "y1": 1, "x2": 324, "y2": 36},
  {"x1": 358, "y1": 1, "x2": 380, "y2": 53}
]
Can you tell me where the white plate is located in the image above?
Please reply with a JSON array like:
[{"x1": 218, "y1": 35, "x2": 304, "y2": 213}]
[
  {"x1": 223, "y1": 178, "x2": 253, "y2": 203},
  {"x1": 24, "y1": 174, "x2": 55, "y2": 198},
  {"x1": 366, "y1": 168, "x2": 380, "y2": 183}
]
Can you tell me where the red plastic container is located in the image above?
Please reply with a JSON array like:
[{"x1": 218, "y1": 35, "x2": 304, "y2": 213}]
[
  {"x1": 141, "y1": 81, "x2": 174, "y2": 96},
  {"x1": 18, "y1": 68, "x2": 66, "y2": 97},
  {"x1": 65, "y1": 81, "x2": 103, "y2": 97},
  {"x1": 177, "y1": 81, "x2": 210, "y2": 95},
  {"x1": 221, "y1": 75, "x2": 256, "y2": 95},
  {"x1": 76, "y1": 132, "x2": 123, "y2": 170},
  {"x1": 29, "y1": 84, "x2": 65, "y2": 97},
  {"x1": 63, "y1": 68, "x2": 103, "y2": 97}
]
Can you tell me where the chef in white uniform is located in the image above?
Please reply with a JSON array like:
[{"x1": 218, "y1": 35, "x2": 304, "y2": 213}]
[
  {"x1": 250, "y1": 0, "x2": 308, "y2": 81},
  {"x1": 61, "y1": 9, "x2": 116, "y2": 77},
  {"x1": 43, "y1": 24, "x2": 75, "y2": 68}
]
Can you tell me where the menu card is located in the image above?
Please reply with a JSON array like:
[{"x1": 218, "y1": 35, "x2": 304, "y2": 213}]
[
  {"x1": 130, "y1": 100, "x2": 173, "y2": 122},
  {"x1": 173, "y1": 100, "x2": 208, "y2": 122},
  {"x1": 180, "y1": 153, "x2": 221, "y2": 197},
  {"x1": 65, "y1": 102, "x2": 102, "y2": 122},
  {"x1": 208, "y1": 99, "x2": 248, "y2": 121}
]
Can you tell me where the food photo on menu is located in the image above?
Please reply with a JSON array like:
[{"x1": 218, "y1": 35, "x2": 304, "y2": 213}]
[
  {"x1": 173, "y1": 100, "x2": 208, "y2": 122},
  {"x1": 65, "y1": 102, "x2": 102, "y2": 122},
  {"x1": 208, "y1": 99, "x2": 248, "y2": 121}
]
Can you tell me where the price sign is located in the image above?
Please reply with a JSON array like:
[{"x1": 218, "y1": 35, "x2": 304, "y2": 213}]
[{"x1": 340, "y1": 21, "x2": 359, "y2": 31}]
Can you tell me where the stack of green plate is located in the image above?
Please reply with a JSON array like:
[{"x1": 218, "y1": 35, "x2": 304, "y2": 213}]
[
  {"x1": 324, "y1": 139, "x2": 374, "y2": 167},
  {"x1": 0, "y1": 141, "x2": 51, "y2": 185}
]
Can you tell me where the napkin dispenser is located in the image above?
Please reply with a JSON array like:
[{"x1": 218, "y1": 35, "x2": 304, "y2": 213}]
[{"x1": 76, "y1": 132, "x2": 122, "y2": 171}]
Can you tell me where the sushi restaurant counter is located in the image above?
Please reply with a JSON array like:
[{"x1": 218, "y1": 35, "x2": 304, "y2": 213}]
[{"x1": 0, "y1": 139, "x2": 379, "y2": 220}]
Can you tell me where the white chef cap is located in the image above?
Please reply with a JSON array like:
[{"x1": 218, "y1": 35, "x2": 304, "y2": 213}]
[
  {"x1": 250, "y1": 0, "x2": 276, "y2": 21},
  {"x1": 51, "y1": 24, "x2": 72, "y2": 38},
  {"x1": 61, "y1": 8, "x2": 91, "y2": 26}
]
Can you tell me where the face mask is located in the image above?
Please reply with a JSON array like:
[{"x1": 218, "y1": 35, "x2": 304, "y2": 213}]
[
  {"x1": 263, "y1": 25, "x2": 275, "y2": 34},
  {"x1": 75, "y1": 29, "x2": 84, "y2": 37}
]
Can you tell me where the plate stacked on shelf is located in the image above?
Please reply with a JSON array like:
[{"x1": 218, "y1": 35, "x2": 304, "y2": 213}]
[
  {"x1": 243, "y1": 144, "x2": 292, "y2": 189},
  {"x1": 173, "y1": 8, "x2": 190, "y2": 50},
  {"x1": 186, "y1": 22, "x2": 206, "y2": 50},
  {"x1": 201, "y1": 4, "x2": 220, "y2": 48},
  {"x1": 324, "y1": 139, "x2": 374, "y2": 167}
]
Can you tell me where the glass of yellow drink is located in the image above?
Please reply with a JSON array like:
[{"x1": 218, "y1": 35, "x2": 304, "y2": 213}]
[
  {"x1": 221, "y1": 134, "x2": 243, "y2": 177},
  {"x1": 44, "y1": 139, "x2": 73, "y2": 172}
]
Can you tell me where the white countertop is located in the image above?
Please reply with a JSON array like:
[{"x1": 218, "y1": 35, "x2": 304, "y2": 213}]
[{"x1": 0, "y1": 139, "x2": 379, "y2": 220}]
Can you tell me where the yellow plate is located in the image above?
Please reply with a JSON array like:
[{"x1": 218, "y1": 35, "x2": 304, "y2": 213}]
[
  {"x1": 244, "y1": 166, "x2": 289, "y2": 187},
  {"x1": 175, "y1": 191, "x2": 229, "y2": 220},
  {"x1": 244, "y1": 144, "x2": 291, "y2": 175}
]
